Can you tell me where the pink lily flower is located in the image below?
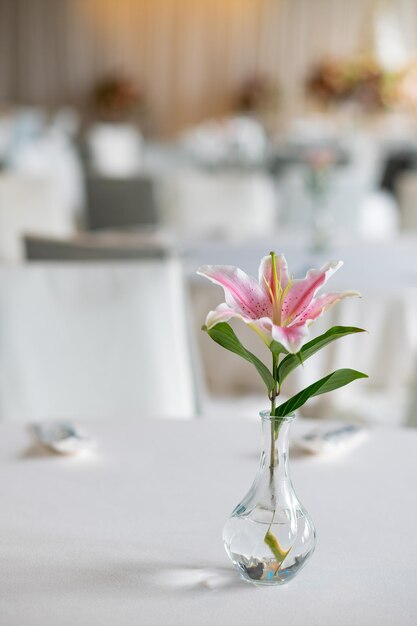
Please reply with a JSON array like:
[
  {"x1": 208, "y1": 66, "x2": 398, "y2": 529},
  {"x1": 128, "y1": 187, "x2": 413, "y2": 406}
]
[{"x1": 197, "y1": 252, "x2": 359, "y2": 354}]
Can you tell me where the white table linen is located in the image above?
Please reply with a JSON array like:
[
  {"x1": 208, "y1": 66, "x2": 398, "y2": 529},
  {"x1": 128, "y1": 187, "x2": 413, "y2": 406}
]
[{"x1": 0, "y1": 418, "x2": 416, "y2": 625}]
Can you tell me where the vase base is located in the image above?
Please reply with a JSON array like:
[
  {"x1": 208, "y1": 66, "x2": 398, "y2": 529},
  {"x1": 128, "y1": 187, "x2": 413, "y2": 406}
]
[{"x1": 229, "y1": 550, "x2": 313, "y2": 586}]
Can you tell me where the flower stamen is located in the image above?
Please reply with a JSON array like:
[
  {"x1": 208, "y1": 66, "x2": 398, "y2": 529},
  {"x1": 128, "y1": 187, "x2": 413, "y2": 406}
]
[
  {"x1": 270, "y1": 251, "x2": 282, "y2": 325},
  {"x1": 248, "y1": 323, "x2": 271, "y2": 346}
]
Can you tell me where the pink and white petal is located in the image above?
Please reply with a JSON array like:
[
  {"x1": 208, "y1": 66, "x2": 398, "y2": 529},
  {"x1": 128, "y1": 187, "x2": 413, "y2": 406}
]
[
  {"x1": 271, "y1": 323, "x2": 310, "y2": 354},
  {"x1": 197, "y1": 265, "x2": 271, "y2": 320},
  {"x1": 289, "y1": 290, "x2": 361, "y2": 327},
  {"x1": 247, "y1": 316, "x2": 275, "y2": 346},
  {"x1": 281, "y1": 260, "x2": 343, "y2": 325},
  {"x1": 205, "y1": 303, "x2": 246, "y2": 329},
  {"x1": 205, "y1": 305, "x2": 274, "y2": 346},
  {"x1": 258, "y1": 253, "x2": 290, "y2": 299}
]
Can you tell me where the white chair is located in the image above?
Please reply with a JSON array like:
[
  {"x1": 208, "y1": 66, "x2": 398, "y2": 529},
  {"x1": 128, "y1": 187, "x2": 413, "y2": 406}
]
[
  {"x1": 396, "y1": 171, "x2": 417, "y2": 231},
  {"x1": 86, "y1": 123, "x2": 143, "y2": 177},
  {"x1": 0, "y1": 261, "x2": 198, "y2": 421},
  {"x1": 305, "y1": 290, "x2": 417, "y2": 426},
  {"x1": 357, "y1": 190, "x2": 400, "y2": 240},
  {"x1": 159, "y1": 169, "x2": 276, "y2": 240},
  {"x1": 0, "y1": 173, "x2": 74, "y2": 261}
]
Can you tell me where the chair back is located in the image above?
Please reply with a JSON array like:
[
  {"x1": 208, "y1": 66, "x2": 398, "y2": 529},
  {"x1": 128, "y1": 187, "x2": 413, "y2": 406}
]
[
  {"x1": 24, "y1": 233, "x2": 168, "y2": 261},
  {"x1": 159, "y1": 170, "x2": 276, "y2": 239},
  {"x1": 0, "y1": 261, "x2": 197, "y2": 421},
  {"x1": 85, "y1": 176, "x2": 158, "y2": 231}
]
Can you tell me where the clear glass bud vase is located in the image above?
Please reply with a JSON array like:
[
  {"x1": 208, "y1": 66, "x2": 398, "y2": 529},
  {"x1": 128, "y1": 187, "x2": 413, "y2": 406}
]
[{"x1": 223, "y1": 411, "x2": 316, "y2": 585}]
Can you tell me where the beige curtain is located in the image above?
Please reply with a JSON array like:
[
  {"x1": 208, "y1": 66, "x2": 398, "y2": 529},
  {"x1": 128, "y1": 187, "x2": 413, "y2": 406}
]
[{"x1": 0, "y1": 0, "x2": 414, "y2": 136}]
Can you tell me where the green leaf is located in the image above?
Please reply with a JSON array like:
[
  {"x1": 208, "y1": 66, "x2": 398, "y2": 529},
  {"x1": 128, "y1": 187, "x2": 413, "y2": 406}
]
[
  {"x1": 270, "y1": 340, "x2": 288, "y2": 359},
  {"x1": 277, "y1": 326, "x2": 366, "y2": 385},
  {"x1": 205, "y1": 322, "x2": 275, "y2": 392},
  {"x1": 275, "y1": 368, "x2": 368, "y2": 417}
]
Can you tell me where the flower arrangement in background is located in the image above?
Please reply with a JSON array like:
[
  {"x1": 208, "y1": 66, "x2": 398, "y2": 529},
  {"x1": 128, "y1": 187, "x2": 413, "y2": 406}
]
[
  {"x1": 92, "y1": 74, "x2": 144, "y2": 122},
  {"x1": 237, "y1": 75, "x2": 280, "y2": 114},
  {"x1": 388, "y1": 60, "x2": 417, "y2": 114},
  {"x1": 306, "y1": 56, "x2": 391, "y2": 112},
  {"x1": 198, "y1": 251, "x2": 367, "y2": 417},
  {"x1": 236, "y1": 74, "x2": 281, "y2": 133}
]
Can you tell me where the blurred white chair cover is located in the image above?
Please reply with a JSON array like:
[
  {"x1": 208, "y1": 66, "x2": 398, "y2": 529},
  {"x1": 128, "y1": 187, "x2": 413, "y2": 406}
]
[
  {"x1": 306, "y1": 290, "x2": 417, "y2": 426},
  {"x1": 86, "y1": 123, "x2": 143, "y2": 177},
  {"x1": 0, "y1": 261, "x2": 197, "y2": 421},
  {"x1": 159, "y1": 170, "x2": 276, "y2": 240},
  {"x1": 396, "y1": 171, "x2": 417, "y2": 231},
  {"x1": 357, "y1": 190, "x2": 400, "y2": 240},
  {"x1": 0, "y1": 173, "x2": 74, "y2": 261}
]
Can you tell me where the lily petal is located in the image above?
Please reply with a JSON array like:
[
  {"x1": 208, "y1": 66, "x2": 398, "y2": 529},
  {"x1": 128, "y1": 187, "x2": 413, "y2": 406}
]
[
  {"x1": 205, "y1": 303, "x2": 243, "y2": 329},
  {"x1": 197, "y1": 265, "x2": 271, "y2": 320},
  {"x1": 205, "y1": 304, "x2": 274, "y2": 346},
  {"x1": 271, "y1": 323, "x2": 310, "y2": 354},
  {"x1": 281, "y1": 260, "x2": 343, "y2": 325},
  {"x1": 247, "y1": 316, "x2": 275, "y2": 345},
  {"x1": 258, "y1": 253, "x2": 290, "y2": 300},
  {"x1": 290, "y1": 290, "x2": 361, "y2": 327}
]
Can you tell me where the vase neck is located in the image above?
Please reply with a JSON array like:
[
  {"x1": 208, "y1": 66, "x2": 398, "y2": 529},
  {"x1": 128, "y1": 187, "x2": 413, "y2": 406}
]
[{"x1": 260, "y1": 415, "x2": 292, "y2": 481}]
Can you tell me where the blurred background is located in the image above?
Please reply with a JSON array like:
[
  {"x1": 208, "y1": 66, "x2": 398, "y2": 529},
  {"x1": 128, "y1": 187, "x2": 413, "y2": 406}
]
[{"x1": 1, "y1": 0, "x2": 417, "y2": 427}]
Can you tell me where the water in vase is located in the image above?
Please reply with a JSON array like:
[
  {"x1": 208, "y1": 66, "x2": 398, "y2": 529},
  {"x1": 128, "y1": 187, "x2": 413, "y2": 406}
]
[{"x1": 223, "y1": 413, "x2": 316, "y2": 585}]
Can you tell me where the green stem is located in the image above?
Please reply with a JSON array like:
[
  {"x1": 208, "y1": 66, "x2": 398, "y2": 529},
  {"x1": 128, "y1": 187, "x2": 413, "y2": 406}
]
[
  {"x1": 270, "y1": 353, "x2": 278, "y2": 415},
  {"x1": 266, "y1": 350, "x2": 287, "y2": 573},
  {"x1": 269, "y1": 353, "x2": 278, "y2": 481}
]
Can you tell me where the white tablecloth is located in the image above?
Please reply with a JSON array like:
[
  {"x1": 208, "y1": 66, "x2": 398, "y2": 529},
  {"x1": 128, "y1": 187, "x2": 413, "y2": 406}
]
[{"x1": 0, "y1": 418, "x2": 416, "y2": 625}]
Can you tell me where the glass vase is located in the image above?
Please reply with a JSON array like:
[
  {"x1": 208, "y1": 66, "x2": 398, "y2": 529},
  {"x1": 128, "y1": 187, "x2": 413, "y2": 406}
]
[{"x1": 223, "y1": 411, "x2": 316, "y2": 585}]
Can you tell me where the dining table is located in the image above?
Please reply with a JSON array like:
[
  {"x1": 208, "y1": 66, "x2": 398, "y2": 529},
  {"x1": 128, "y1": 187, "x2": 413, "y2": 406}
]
[{"x1": 1, "y1": 416, "x2": 416, "y2": 625}]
